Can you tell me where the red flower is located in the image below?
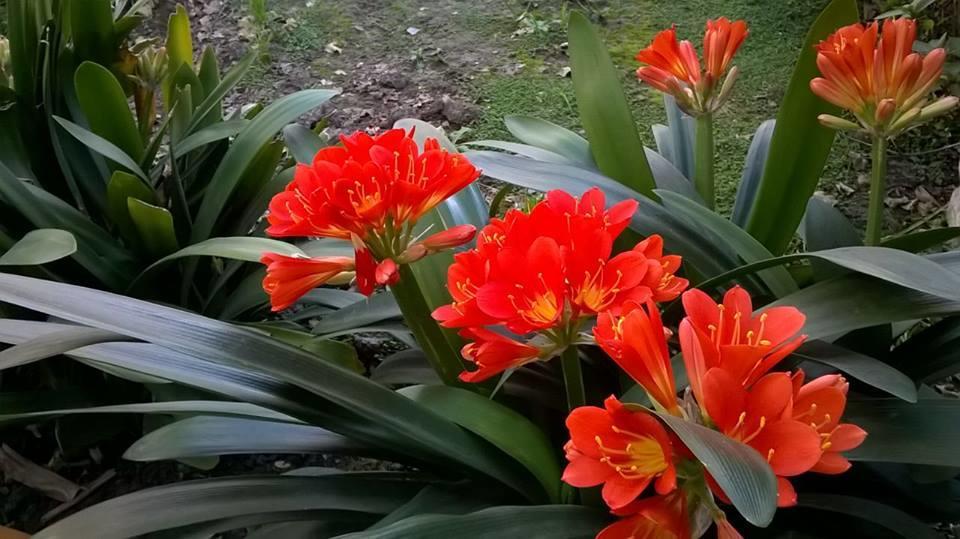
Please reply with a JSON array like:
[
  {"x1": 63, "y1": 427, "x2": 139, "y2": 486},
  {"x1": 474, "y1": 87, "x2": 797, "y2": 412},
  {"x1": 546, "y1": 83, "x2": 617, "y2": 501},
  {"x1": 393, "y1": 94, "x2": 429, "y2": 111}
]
[
  {"x1": 636, "y1": 19, "x2": 748, "y2": 115},
  {"x1": 790, "y1": 370, "x2": 867, "y2": 475},
  {"x1": 811, "y1": 18, "x2": 958, "y2": 134},
  {"x1": 597, "y1": 491, "x2": 690, "y2": 539},
  {"x1": 262, "y1": 128, "x2": 481, "y2": 304},
  {"x1": 458, "y1": 327, "x2": 541, "y2": 383},
  {"x1": 268, "y1": 129, "x2": 480, "y2": 239},
  {"x1": 703, "y1": 18, "x2": 749, "y2": 80},
  {"x1": 435, "y1": 188, "x2": 687, "y2": 383},
  {"x1": 681, "y1": 286, "x2": 806, "y2": 390},
  {"x1": 594, "y1": 301, "x2": 681, "y2": 415},
  {"x1": 632, "y1": 235, "x2": 689, "y2": 302},
  {"x1": 700, "y1": 368, "x2": 822, "y2": 507},
  {"x1": 563, "y1": 396, "x2": 677, "y2": 511},
  {"x1": 261, "y1": 253, "x2": 355, "y2": 312}
]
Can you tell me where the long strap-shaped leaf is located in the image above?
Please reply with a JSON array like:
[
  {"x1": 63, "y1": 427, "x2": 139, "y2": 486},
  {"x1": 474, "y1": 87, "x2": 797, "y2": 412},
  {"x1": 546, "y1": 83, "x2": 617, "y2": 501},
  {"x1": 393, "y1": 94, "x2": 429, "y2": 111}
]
[
  {"x1": 0, "y1": 326, "x2": 135, "y2": 370},
  {"x1": 0, "y1": 274, "x2": 545, "y2": 501},
  {"x1": 33, "y1": 474, "x2": 425, "y2": 539},
  {"x1": 742, "y1": 0, "x2": 860, "y2": 253},
  {"x1": 336, "y1": 505, "x2": 609, "y2": 539},
  {"x1": 0, "y1": 400, "x2": 300, "y2": 425}
]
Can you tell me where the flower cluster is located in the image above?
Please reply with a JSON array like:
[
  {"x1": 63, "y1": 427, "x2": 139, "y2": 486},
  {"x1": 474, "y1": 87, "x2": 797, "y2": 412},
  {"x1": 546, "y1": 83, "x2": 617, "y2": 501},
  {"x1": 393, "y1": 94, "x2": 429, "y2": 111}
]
[
  {"x1": 260, "y1": 128, "x2": 481, "y2": 311},
  {"x1": 811, "y1": 18, "x2": 958, "y2": 136},
  {"x1": 565, "y1": 287, "x2": 866, "y2": 538},
  {"x1": 635, "y1": 18, "x2": 748, "y2": 116},
  {"x1": 432, "y1": 188, "x2": 688, "y2": 383}
]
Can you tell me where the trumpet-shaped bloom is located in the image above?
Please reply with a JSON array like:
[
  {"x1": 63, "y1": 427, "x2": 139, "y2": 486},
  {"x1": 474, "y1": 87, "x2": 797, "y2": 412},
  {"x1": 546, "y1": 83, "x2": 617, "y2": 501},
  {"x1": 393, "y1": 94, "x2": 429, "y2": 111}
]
[
  {"x1": 636, "y1": 18, "x2": 748, "y2": 115},
  {"x1": 700, "y1": 368, "x2": 822, "y2": 507},
  {"x1": 811, "y1": 18, "x2": 958, "y2": 135},
  {"x1": 597, "y1": 491, "x2": 690, "y2": 539},
  {"x1": 433, "y1": 187, "x2": 688, "y2": 382},
  {"x1": 457, "y1": 327, "x2": 541, "y2": 383},
  {"x1": 681, "y1": 286, "x2": 806, "y2": 390},
  {"x1": 563, "y1": 396, "x2": 677, "y2": 510},
  {"x1": 790, "y1": 370, "x2": 868, "y2": 474},
  {"x1": 594, "y1": 301, "x2": 681, "y2": 415},
  {"x1": 261, "y1": 253, "x2": 355, "y2": 312},
  {"x1": 261, "y1": 128, "x2": 480, "y2": 308}
]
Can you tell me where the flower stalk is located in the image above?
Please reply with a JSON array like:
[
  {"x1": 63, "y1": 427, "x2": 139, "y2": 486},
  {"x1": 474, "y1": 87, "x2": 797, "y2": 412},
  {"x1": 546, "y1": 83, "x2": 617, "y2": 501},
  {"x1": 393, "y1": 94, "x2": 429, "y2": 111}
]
[
  {"x1": 865, "y1": 135, "x2": 888, "y2": 246},
  {"x1": 694, "y1": 113, "x2": 715, "y2": 208},
  {"x1": 560, "y1": 345, "x2": 586, "y2": 411}
]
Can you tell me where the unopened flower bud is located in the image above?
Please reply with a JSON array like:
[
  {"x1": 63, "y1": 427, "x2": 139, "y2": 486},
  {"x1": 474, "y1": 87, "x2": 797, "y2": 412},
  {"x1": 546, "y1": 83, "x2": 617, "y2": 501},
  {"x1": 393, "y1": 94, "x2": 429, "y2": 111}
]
[
  {"x1": 817, "y1": 113, "x2": 861, "y2": 131},
  {"x1": 874, "y1": 98, "x2": 896, "y2": 124},
  {"x1": 888, "y1": 106, "x2": 921, "y2": 133},
  {"x1": 421, "y1": 225, "x2": 476, "y2": 251},
  {"x1": 919, "y1": 95, "x2": 959, "y2": 122},
  {"x1": 396, "y1": 243, "x2": 428, "y2": 265},
  {"x1": 375, "y1": 258, "x2": 399, "y2": 286},
  {"x1": 712, "y1": 65, "x2": 740, "y2": 112}
]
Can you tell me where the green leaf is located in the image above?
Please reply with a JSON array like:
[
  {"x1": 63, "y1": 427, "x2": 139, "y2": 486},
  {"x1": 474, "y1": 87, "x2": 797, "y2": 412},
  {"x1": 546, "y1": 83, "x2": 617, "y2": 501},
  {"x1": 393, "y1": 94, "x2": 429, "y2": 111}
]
[
  {"x1": 731, "y1": 120, "x2": 775, "y2": 227},
  {"x1": 74, "y1": 62, "x2": 144, "y2": 163},
  {"x1": 657, "y1": 190, "x2": 797, "y2": 298},
  {"x1": 339, "y1": 505, "x2": 609, "y2": 539},
  {"x1": 764, "y1": 253, "x2": 960, "y2": 340},
  {"x1": 0, "y1": 400, "x2": 298, "y2": 425},
  {"x1": 0, "y1": 229, "x2": 77, "y2": 266},
  {"x1": 195, "y1": 46, "x2": 223, "y2": 127},
  {"x1": 653, "y1": 411, "x2": 777, "y2": 527},
  {"x1": 845, "y1": 399, "x2": 960, "y2": 467},
  {"x1": 163, "y1": 3, "x2": 194, "y2": 110},
  {"x1": 185, "y1": 52, "x2": 256, "y2": 136},
  {"x1": 283, "y1": 124, "x2": 325, "y2": 164},
  {"x1": 398, "y1": 385, "x2": 562, "y2": 503},
  {"x1": 70, "y1": 0, "x2": 114, "y2": 65},
  {"x1": 106, "y1": 170, "x2": 156, "y2": 246},
  {"x1": 881, "y1": 227, "x2": 960, "y2": 253},
  {"x1": 190, "y1": 90, "x2": 338, "y2": 243},
  {"x1": 891, "y1": 317, "x2": 960, "y2": 383},
  {"x1": 801, "y1": 196, "x2": 862, "y2": 251},
  {"x1": 134, "y1": 236, "x2": 305, "y2": 284},
  {"x1": 0, "y1": 327, "x2": 133, "y2": 371},
  {"x1": 53, "y1": 116, "x2": 149, "y2": 182},
  {"x1": 502, "y1": 115, "x2": 594, "y2": 168},
  {"x1": 173, "y1": 119, "x2": 247, "y2": 157},
  {"x1": 651, "y1": 95, "x2": 695, "y2": 180},
  {"x1": 466, "y1": 140, "x2": 571, "y2": 165},
  {"x1": 251, "y1": 324, "x2": 365, "y2": 374},
  {"x1": 33, "y1": 474, "x2": 424, "y2": 539},
  {"x1": 0, "y1": 274, "x2": 543, "y2": 500},
  {"x1": 310, "y1": 292, "x2": 401, "y2": 335},
  {"x1": 792, "y1": 341, "x2": 917, "y2": 402},
  {"x1": 7, "y1": 0, "x2": 52, "y2": 110},
  {"x1": 797, "y1": 494, "x2": 939, "y2": 539},
  {"x1": 567, "y1": 11, "x2": 655, "y2": 197},
  {"x1": 369, "y1": 485, "x2": 493, "y2": 530},
  {"x1": 124, "y1": 416, "x2": 358, "y2": 461},
  {"x1": 743, "y1": 0, "x2": 860, "y2": 254},
  {"x1": 127, "y1": 198, "x2": 179, "y2": 257}
]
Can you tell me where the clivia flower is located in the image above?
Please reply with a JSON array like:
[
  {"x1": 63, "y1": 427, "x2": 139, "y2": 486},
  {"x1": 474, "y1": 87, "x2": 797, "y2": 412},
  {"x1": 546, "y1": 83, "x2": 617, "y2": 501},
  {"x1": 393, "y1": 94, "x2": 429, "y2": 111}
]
[
  {"x1": 636, "y1": 18, "x2": 748, "y2": 116},
  {"x1": 433, "y1": 188, "x2": 688, "y2": 383},
  {"x1": 790, "y1": 371, "x2": 867, "y2": 474},
  {"x1": 811, "y1": 18, "x2": 958, "y2": 136},
  {"x1": 597, "y1": 490, "x2": 690, "y2": 539},
  {"x1": 457, "y1": 327, "x2": 542, "y2": 383},
  {"x1": 594, "y1": 301, "x2": 683, "y2": 416},
  {"x1": 563, "y1": 396, "x2": 678, "y2": 511},
  {"x1": 260, "y1": 253, "x2": 356, "y2": 312},
  {"x1": 260, "y1": 128, "x2": 481, "y2": 310}
]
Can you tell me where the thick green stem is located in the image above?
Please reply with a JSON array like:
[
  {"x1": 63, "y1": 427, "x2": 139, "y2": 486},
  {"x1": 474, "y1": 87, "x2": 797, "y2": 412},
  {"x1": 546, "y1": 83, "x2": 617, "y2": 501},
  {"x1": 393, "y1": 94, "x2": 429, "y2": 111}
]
[
  {"x1": 694, "y1": 113, "x2": 715, "y2": 209},
  {"x1": 560, "y1": 345, "x2": 586, "y2": 411},
  {"x1": 391, "y1": 264, "x2": 467, "y2": 387},
  {"x1": 865, "y1": 135, "x2": 888, "y2": 246}
]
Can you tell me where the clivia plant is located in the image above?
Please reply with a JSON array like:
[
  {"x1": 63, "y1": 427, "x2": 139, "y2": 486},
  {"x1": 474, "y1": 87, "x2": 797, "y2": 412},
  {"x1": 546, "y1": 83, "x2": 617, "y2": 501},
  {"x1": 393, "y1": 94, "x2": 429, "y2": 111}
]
[{"x1": 2, "y1": 1, "x2": 960, "y2": 538}]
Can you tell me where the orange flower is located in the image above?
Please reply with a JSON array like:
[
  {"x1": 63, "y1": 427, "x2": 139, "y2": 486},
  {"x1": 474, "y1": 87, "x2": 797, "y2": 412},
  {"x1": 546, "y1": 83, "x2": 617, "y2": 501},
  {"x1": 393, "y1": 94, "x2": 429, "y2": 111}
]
[
  {"x1": 597, "y1": 491, "x2": 690, "y2": 539},
  {"x1": 261, "y1": 253, "x2": 355, "y2": 312},
  {"x1": 563, "y1": 396, "x2": 678, "y2": 511},
  {"x1": 262, "y1": 128, "x2": 480, "y2": 306},
  {"x1": 700, "y1": 368, "x2": 822, "y2": 507},
  {"x1": 594, "y1": 301, "x2": 682, "y2": 415},
  {"x1": 433, "y1": 188, "x2": 687, "y2": 383},
  {"x1": 811, "y1": 18, "x2": 958, "y2": 135},
  {"x1": 790, "y1": 370, "x2": 867, "y2": 474},
  {"x1": 681, "y1": 286, "x2": 806, "y2": 391},
  {"x1": 457, "y1": 327, "x2": 542, "y2": 383},
  {"x1": 636, "y1": 18, "x2": 748, "y2": 115}
]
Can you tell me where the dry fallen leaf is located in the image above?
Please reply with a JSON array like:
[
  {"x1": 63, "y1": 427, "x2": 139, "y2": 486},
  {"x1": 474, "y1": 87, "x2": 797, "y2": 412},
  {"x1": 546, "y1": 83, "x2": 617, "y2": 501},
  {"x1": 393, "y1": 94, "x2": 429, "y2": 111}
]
[
  {"x1": 947, "y1": 186, "x2": 960, "y2": 228},
  {"x1": 0, "y1": 444, "x2": 80, "y2": 502},
  {"x1": 324, "y1": 41, "x2": 343, "y2": 54}
]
